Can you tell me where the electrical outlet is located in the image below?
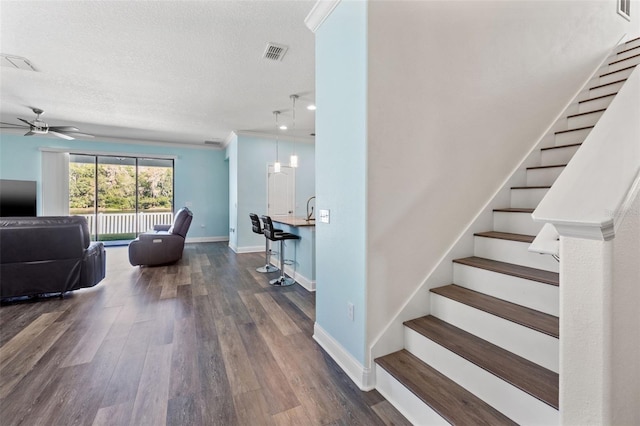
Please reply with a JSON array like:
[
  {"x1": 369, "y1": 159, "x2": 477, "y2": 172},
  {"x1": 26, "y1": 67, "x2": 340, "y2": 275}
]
[{"x1": 347, "y1": 302, "x2": 354, "y2": 321}]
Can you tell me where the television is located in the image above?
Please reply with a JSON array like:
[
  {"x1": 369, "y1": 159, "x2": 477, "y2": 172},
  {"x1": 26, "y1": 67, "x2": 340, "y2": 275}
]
[{"x1": 0, "y1": 179, "x2": 37, "y2": 217}]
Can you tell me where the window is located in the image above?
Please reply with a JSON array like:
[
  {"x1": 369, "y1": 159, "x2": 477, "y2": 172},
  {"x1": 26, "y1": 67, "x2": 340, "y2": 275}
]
[
  {"x1": 69, "y1": 154, "x2": 174, "y2": 244},
  {"x1": 618, "y1": 0, "x2": 631, "y2": 20}
]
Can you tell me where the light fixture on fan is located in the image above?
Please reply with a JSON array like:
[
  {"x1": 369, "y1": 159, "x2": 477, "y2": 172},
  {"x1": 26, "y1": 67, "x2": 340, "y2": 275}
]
[
  {"x1": 273, "y1": 111, "x2": 281, "y2": 173},
  {"x1": 289, "y1": 94, "x2": 299, "y2": 168}
]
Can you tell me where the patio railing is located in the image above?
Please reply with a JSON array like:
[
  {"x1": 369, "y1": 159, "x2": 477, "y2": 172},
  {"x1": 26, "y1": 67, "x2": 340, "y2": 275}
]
[{"x1": 80, "y1": 211, "x2": 173, "y2": 236}]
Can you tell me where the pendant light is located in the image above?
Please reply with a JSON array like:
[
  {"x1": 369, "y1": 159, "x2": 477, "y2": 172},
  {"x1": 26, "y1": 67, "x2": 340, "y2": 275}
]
[
  {"x1": 289, "y1": 94, "x2": 299, "y2": 168},
  {"x1": 273, "y1": 111, "x2": 281, "y2": 173}
]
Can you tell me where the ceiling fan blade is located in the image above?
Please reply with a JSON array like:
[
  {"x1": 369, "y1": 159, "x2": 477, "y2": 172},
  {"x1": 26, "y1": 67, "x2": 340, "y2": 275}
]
[
  {"x1": 61, "y1": 131, "x2": 94, "y2": 139},
  {"x1": 49, "y1": 131, "x2": 75, "y2": 140},
  {"x1": 49, "y1": 126, "x2": 80, "y2": 132},
  {"x1": 24, "y1": 131, "x2": 35, "y2": 136},
  {"x1": 0, "y1": 121, "x2": 29, "y2": 128},
  {"x1": 17, "y1": 118, "x2": 33, "y2": 126}
]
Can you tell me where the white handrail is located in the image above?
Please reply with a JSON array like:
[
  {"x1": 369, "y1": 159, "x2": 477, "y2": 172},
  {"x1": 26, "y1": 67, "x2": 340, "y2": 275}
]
[{"x1": 532, "y1": 66, "x2": 640, "y2": 240}]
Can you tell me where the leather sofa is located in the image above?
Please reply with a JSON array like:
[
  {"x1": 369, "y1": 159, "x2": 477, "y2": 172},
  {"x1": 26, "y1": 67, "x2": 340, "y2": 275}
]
[
  {"x1": 0, "y1": 216, "x2": 106, "y2": 299},
  {"x1": 128, "y1": 207, "x2": 192, "y2": 266}
]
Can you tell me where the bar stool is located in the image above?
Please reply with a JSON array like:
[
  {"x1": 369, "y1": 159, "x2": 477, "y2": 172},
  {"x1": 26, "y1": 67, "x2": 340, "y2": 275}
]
[
  {"x1": 261, "y1": 215, "x2": 300, "y2": 286},
  {"x1": 250, "y1": 213, "x2": 282, "y2": 273}
]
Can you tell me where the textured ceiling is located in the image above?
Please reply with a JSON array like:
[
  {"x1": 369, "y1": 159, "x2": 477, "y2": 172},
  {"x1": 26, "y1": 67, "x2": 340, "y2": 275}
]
[{"x1": 0, "y1": 0, "x2": 316, "y2": 147}]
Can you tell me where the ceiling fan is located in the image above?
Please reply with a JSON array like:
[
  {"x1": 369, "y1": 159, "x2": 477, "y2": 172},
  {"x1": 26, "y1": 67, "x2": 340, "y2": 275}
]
[{"x1": 0, "y1": 108, "x2": 94, "y2": 140}]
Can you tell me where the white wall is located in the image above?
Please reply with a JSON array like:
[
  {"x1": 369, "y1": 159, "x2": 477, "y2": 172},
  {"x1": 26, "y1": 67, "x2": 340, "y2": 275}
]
[{"x1": 365, "y1": 0, "x2": 639, "y2": 362}]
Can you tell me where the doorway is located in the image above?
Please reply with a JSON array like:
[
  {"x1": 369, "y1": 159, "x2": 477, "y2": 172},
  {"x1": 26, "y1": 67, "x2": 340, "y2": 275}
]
[{"x1": 267, "y1": 165, "x2": 295, "y2": 217}]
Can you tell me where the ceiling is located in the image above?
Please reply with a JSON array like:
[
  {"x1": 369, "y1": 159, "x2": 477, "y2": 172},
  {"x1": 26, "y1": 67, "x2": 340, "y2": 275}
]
[{"x1": 0, "y1": 0, "x2": 316, "y2": 147}]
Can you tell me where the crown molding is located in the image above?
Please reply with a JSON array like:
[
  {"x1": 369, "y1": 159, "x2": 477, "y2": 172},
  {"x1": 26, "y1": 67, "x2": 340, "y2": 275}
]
[
  {"x1": 235, "y1": 130, "x2": 315, "y2": 143},
  {"x1": 305, "y1": 0, "x2": 341, "y2": 33}
]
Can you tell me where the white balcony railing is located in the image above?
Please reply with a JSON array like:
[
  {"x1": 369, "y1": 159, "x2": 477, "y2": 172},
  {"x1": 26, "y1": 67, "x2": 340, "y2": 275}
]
[{"x1": 80, "y1": 211, "x2": 173, "y2": 236}]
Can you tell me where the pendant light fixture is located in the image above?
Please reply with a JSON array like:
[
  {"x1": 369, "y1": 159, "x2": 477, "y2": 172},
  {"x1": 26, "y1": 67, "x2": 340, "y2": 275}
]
[
  {"x1": 273, "y1": 111, "x2": 281, "y2": 173},
  {"x1": 289, "y1": 94, "x2": 299, "y2": 168}
]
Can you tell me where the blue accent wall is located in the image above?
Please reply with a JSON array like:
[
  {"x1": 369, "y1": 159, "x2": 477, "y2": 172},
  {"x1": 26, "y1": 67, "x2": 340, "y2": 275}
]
[
  {"x1": 0, "y1": 134, "x2": 229, "y2": 239},
  {"x1": 315, "y1": 1, "x2": 368, "y2": 364},
  {"x1": 228, "y1": 133, "x2": 315, "y2": 251}
]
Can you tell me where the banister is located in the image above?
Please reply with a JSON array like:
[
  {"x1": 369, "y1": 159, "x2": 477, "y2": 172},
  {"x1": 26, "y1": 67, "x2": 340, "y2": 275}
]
[{"x1": 532, "y1": 66, "x2": 640, "y2": 240}]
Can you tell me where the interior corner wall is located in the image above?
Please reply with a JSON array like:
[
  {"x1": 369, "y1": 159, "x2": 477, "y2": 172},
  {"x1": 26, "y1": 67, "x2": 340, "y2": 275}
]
[
  {"x1": 233, "y1": 134, "x2": 315, "y2": 252},
  {"x1": 365, "y1": 0, "x2": 639, "y2": 354},
  {"x1": 227, "y1": 134, "x2": 239, "y2": 250},
  {"x1": 0, "y1": 134, "x2": 229, "y2": 239},
  {"x1": 315, "y1": 0, "x2": 368, "y2": 364}
]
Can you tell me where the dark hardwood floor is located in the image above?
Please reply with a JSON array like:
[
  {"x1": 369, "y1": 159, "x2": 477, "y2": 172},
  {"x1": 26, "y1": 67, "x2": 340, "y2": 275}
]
[{"x1": 0, "y1": 242, "x2": 409, "y2": 426}]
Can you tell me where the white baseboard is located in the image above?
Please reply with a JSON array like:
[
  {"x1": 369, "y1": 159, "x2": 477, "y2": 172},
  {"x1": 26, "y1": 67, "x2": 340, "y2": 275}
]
[
  {"x1": 313, "y1": 323, "x2": 375, "y2": 391},
  {"x1": 185, "y1": 236, "x2": 229, "y2": 244},
  {"x1": 269, "y1": 260, "x2": 315, "y2": 292},
  {"x1": 232, "y1": 245, "x2": 264, "y2": 254}
]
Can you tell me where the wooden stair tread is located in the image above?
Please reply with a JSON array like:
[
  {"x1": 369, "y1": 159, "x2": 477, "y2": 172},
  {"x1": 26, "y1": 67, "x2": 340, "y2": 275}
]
[
  {"x1": 510, "y1": 185, "x2": 550, "y2": 189},
  {"x1": 431, "y1": 284, "x2": 559, "y2": 338},
  {"x1": 404, "y1": 315, "x2": 559, "y2": 409},
  {"x1": 474, "y1": 231, "x2": 535, "y2": 243},
  {"x1": 555, "y1": 126, "x2": 593, "y2": 135},
  {"x1": 541, "y1": 143, "x2": 581, "y2": 151},
  {"x1": 600, "y1": 64, "x2": 637, "y2": 78},
  {"x1": 527, "y1": 164, "x2": 566, "y2": 170},
  {"x1": 453, "y1": 256, "x2": 559, "y2": 286},
  {"x1": 624, "y1": 36, "x2": 640, "y2": 45},
  {"x1": 589, "y1": 78, "x2": 626, "y2": 90},
  {"x1": 609, "y1": 51, "x2": 640, "y2": 65},
  {"x1": 566, "y1": 108, "x2": 606, "y2": 118},
  {"x1": 617, "y1": 44, "x2": 640, "y2": 55},
  {"x1": 493, "y1": 207, "x2": 534, "y2": 213},
  {"x1": 579, "y1": 93, "x2": 616, "y2": 103},
  {"x1": 375, "y1": 349, "x2": 517, "y2": 425}
]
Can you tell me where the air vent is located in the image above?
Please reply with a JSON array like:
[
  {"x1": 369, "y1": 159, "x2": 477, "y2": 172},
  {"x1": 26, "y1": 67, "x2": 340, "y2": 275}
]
[
  {"x1": 204, "y1": 140, "x2": 223, "y2": 146},
  {"x1": 0, "y1": 54, "x2": 37, "y2": 71},
  {"x1": 263, "y1": 43, "x2": 289, "y2": 61}
]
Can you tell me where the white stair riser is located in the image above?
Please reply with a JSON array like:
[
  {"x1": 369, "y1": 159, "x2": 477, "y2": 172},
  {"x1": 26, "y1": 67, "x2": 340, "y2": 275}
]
[
  {"x1": 615, "y1": 39, "x2": 640, "y2": 54},
  {"x1": 554, "y1": 127, "x2": 592, "y2": 145},
  {"x1": 473, "y1": 236, "x2": 559, "y2": 273},
  {"x1": 598, "y1": 66, "x2": 635, "y2": 85},
  {"x1": 493, "y1": 211, "x2": 542, "y2": 235},
  {"x1": 375, "y1": 365, "x2": 449, "y2": 426},
  {"x1": 405, "y1": 328, "x2": 559, "y2": 426},
  {"x1": 541, "y1": 145, "x2": 580, "y2": 166},
  {"x1": 614, "y1": 47, "x2": 640, "y2": 61},
  {"x1": 567, "y1": 110, "x2": 604, "y2": 129},
  {"x1": 588, "y1": 80, "x2": 625, "y2": 98},
  {"x1": 588, "y1": 82, "x2": 623, "y2": 99},
  {"x1": 606, "y1": 55, "x2": 640, "y2": 73},
  {"x1": 526, "y1": 167, "x2": 564, "y2": 187},
  {"x1": 430, "y1": 294, "x2": 559, "y2": 372},
  {"x1": 578, "y1": 95, "x2": 615, "y2": 113},
  {"x1": 510, "y1": 187, "x2": 549, "y2": 209},
  {"x1": 453, "y1": 263, "x2": 559, "y2": 315}
]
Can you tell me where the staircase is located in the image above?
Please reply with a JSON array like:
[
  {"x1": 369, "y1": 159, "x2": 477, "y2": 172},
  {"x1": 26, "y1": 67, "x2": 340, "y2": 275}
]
[{"x1": 374, "y1": 37, "x2": 640, "y2": 425}]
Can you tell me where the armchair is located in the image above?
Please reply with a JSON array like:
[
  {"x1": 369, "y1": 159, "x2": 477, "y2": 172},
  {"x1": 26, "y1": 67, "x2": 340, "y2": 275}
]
[{"x1": 128, "y1": 207, "x2": 193, "y2": 266}]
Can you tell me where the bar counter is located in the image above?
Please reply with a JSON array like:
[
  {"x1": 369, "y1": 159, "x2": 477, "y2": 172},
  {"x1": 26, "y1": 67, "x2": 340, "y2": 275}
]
[{"x1": 270, "y1": 216, "x2": 316, "y2": 227}]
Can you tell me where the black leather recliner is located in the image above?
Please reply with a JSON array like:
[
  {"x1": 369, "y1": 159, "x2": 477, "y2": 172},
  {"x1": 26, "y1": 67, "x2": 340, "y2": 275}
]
[
  {"x1": 0, "y1": 216, "x2": 106, "y2": 299},
  {"x1": 128, "y1": 207, "x2": 192, "y2": 266}
]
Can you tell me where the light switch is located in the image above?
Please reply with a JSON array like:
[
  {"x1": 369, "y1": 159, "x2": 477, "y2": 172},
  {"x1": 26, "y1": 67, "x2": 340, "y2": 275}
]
[{"x1": 319, "y1": 209, "x2": 330, "y2": 224}]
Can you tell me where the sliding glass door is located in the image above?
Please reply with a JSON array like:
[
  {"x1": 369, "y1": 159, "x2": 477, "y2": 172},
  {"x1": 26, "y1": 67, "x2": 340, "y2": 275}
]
[{"x1": 69, "y1": 154, "x2": 174, "y2": 244}]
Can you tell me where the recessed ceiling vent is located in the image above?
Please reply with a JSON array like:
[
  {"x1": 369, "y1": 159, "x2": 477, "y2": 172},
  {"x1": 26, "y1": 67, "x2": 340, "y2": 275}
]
[
  {"x1": 263, "y1": 43, "x2": 288, "y2": 61},
  {"x1": 204, "y1": 140, "x2": 223, "y2": 147},
  {"x1": 1, "y1": 54, "x2": 37, "y2": 71}
]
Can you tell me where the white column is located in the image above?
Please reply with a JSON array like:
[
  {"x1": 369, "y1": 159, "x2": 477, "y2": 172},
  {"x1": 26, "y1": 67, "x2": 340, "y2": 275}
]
[{"x1": 41, "y1": 151, "x2": 69, "y2": 216}]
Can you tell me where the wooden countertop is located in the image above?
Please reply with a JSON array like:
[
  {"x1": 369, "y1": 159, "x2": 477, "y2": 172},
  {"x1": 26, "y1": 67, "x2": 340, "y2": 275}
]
[{"x1": 271, "y1": 216, "x2": 316, "y2": 227}]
